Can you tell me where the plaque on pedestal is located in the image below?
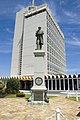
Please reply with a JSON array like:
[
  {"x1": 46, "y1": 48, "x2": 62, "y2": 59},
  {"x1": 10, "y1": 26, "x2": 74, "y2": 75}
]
[{"x1": 34, "y1": 91, "x2": 43, "y2": 101}]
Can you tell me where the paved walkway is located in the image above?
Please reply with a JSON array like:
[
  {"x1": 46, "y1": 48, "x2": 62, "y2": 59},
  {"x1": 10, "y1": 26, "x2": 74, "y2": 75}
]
[{"x1": 0, "y1": 97, "x2": 80, "y2": 120}]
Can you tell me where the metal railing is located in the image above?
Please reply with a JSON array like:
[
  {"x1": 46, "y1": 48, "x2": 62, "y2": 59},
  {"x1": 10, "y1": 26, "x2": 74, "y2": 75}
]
[{"x1": 45, "y1": 108, "x2": 68, "y2": 120}]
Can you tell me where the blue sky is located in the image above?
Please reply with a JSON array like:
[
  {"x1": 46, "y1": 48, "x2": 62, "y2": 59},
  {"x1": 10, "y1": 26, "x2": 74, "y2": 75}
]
[{"x1": 0, "y1": 0, "x2": 80, "y2": 76}]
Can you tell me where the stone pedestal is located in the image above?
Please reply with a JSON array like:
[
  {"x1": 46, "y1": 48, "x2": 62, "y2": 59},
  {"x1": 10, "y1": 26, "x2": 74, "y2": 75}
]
[{"x1": 31, "y1": 50, "x2": 48, "y2": 104}]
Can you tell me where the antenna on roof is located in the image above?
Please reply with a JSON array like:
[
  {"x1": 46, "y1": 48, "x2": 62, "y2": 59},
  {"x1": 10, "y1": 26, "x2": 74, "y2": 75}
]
[
  {"x1": 28, "y1": 0, "x2": 35, "y2": 10},
  {"x1": 32, "y1": 0, "x2": 35, "y2": 6}
]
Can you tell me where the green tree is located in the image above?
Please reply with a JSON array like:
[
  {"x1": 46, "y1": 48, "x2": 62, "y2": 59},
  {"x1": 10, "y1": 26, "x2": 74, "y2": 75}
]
[
  {"x1": 6, "y1": 78, "x2": 20, "y2": 94},
  {"x1": 0, "y1": 80, "x2": 5, "y2": 97}
]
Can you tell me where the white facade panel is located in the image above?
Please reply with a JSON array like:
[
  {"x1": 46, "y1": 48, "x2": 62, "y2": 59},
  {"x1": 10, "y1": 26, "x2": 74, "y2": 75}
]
[
  {"x1": 21, "y1": 11, "x2": 47, "y2": 75},
  {"x1": 11, "y1": 11, "x2": 24, "y2": 76}
]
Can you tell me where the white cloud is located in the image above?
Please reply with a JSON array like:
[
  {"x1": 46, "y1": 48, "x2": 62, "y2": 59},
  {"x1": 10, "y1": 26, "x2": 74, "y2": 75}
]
[
  {"x1": 0, "y1": 11, "x2": 6, "y2": 15},
  {"x1": 0, "y1": 38, "x2": 12, "y2": 53},
  {"x1": 67, "y1": 68, "x2": 78, "y2": 72},
  {"x1": 76, "y1": 4, "x2": 80, "y2": 8},
  {"x1": 68, "y1": 18, "x2": 80, "y2": 24},
  {"x1": 66, "y1": 37, "x2": 80, "y2": 46},
  {"x1": 67, "y1": 68, "x2": 80, "y2": 74},
  {"x1": 42, "y1": 0, "x2": 80, "y2": 24},
  {"x1": 73, "y1": 0, "x2": 80, "y2": 7},
  {"x1": 0, "y1": 44, "x2": 12, "y2": 53},
  {"x1": 0, "y1": 49, "x2": 11, "y2": 54},
  {"x1": 66, "y1": 40, "x2": 80, "y2": 46},
  {"x1": 0, "y1": 4, "x2": 26, "y2": 18},
  {"x1": 59, "y1": 0, "x2": 66, "y2": 6},
  {"x1": 13, "y1": 4, "x2": 26, "y2": 13},
  {"x1": 45, "y1": 0, "x2": 60, "y2": 23},
  {"x1": 67, "y1": 52, "x2": 80, "y2": 56},
  {"x1": 63, "y1": 8, "x2": 80, "y2": 24},
  {"x1": 6, "y1": 28, "x2": 13, "y2": 34},
  {"x1": 64, "y1": 11, "x2": 77, "y2": 18},
  {"x1": 42, "y1": 0, "x2": 60, "y2": 22}
]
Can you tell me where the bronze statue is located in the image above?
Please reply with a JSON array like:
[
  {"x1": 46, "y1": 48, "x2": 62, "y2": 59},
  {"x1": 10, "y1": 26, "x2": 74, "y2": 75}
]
[{"x1": 35, "y1": 27, "x2": 44, "y2": 50}]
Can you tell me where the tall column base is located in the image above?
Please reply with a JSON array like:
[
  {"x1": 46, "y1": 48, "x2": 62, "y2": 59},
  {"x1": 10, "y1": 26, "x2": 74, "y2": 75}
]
[{"x1": 30, "y1": 50, "x2": 49, "y2": 104}]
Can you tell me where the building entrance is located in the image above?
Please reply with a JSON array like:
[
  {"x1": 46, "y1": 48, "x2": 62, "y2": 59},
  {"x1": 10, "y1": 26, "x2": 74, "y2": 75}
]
[{"x1": 20, "y1": 80, "x2": 33, "y2": 90}]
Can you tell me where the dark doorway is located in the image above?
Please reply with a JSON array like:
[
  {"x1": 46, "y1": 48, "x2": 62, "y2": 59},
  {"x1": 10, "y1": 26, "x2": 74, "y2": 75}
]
[
  {"x1": 78, "y1": 79, "x2": 80, "y2": 90},
  {"x1": 53, "y1": 80, "x2": 55, "y2": 90},
  {"x1": 57, "y1": 79, "x2": 59, "y2": 90},
  {"x1": 49, "y1": 80, "x2": 51, "y2": 90},
  {"x1": 65, "y1": 79, "x2": 68, "y2": 90},
  {"x1": 61, "y1": 79, "x2": 64, "y2": 90},
  {"x1": 74, "y1": 79, "x2": 77, "y2": 90},
  {"x1": 20, "y1": 80, "x2": 32, "y2": 90},
  {"x1": 20, "y1": 81, "x2": 25, "y2": 89},
  {"x1": 26, "y1": 81, "x2": 32, "y2": 90},
  {"x1": 69, "y1": 79, "x2": 72, "y2": 90}
]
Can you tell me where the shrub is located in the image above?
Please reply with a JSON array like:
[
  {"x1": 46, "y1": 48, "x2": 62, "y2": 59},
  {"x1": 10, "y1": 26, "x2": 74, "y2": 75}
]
[
  {"x1": 0, "y1": 80, "x2": 4, "y2": 90},
  {"x1": 6, "y1": 78, "x2": 20, "y2": 94},
  {"x1": 16, "y1": 92, "x2": 25, "y2": 97},
  {"x1": 0, "y1": 80, "x2": 6, "y2": 97},
  {"x1": 0, "y1": 84, "x2": 4, "y2": 90}
]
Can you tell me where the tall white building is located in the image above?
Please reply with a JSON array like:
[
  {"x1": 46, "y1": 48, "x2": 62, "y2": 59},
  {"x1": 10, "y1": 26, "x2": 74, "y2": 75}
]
[{"x1": 11, "y1": 2, "x2": 66, "y2": 77}]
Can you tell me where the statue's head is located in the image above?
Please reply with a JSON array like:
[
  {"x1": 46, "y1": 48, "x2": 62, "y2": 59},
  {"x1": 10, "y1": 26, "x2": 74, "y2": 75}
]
[{"x1": 38, "y1": 27, "x2": 41, "y2": 30}]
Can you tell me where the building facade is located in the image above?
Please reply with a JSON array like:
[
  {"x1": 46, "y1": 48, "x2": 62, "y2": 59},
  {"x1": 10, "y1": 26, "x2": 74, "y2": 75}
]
[
  {"x1": 1, "y1": 75, "x2": 80, "y2": 91},
  {"x1": 11, "y1": 3, "x2": 66, "y2": 77}
]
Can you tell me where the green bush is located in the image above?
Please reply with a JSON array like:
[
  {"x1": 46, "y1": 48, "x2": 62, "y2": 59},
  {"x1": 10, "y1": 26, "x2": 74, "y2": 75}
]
[
  {"x1": 0, "y1": 84, "x2": 4, "y2": 90},
  {"x1": 0, "y1": 80, "x2": 6, "y2": 97},
  {"x1": 0, "y1": 80, "x2": 4, "y2": 89},
  {"x1": 16, "y1": 92, "x2": 25, "y2": 97},
  {"x1": 6, "y1": 78, "x2": 20, "y2": 94}
]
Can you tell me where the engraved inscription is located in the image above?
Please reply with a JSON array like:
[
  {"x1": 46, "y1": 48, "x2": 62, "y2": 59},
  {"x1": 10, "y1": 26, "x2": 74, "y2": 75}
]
[{"x1": 34, "y1": 91, "x2": 43, "y2": 101}]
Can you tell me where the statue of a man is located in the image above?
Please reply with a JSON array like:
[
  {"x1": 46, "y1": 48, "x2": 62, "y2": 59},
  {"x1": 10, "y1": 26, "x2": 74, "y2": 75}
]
[{"x1": 35, "y1": 27, "x2": 44, "y2": 50}]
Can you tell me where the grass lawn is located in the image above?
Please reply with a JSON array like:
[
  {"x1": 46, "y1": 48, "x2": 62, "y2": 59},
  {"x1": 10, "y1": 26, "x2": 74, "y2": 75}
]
[
  {"x1": 5, "y1": 94, "x2": 57, "y2": 99},
  {"x1": 5, "y1": 94, "x2": 31, "y2": 99},
  {"x1": 66, "y1": 96, "x2": 80, "y2": 102},
  {"x1": 5, "y1": 94, "x2": 16, "y2": 98},
  {"x1": 48, "y1": 96, "x2": 57, "y2": 99}
]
